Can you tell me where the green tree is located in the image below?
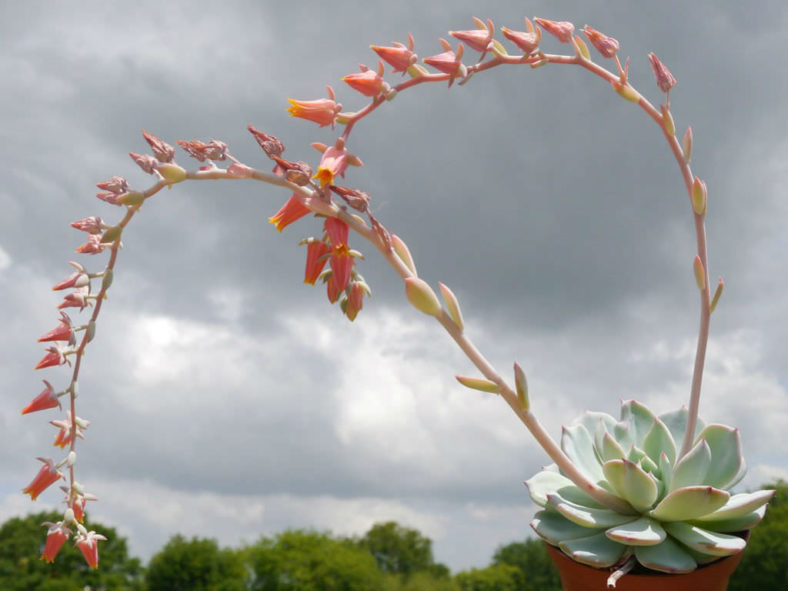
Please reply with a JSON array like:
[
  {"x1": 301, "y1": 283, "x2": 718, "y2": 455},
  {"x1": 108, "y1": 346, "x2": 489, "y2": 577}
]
[
  {"x1": 357, "y1": 521, "x2": 447, "y2": 578},
  {"x1": 146, "y1": 535, "x2": 246, "y2": 591},
  {"x1": 728, "y1": 481, "x2": 788, "y2": 591},
  {"x1": 454, "y1": 564, "x2": 522, "y2": 591},
  {"x1": 0, "y1": 511, "x2": 143, "y2": 591},
  {"x1": 245, "y1": 529, "x2": 384, "y2": 591},
  {"x1": 492, "y1": 538, "x2": 561, "y2": 591}
]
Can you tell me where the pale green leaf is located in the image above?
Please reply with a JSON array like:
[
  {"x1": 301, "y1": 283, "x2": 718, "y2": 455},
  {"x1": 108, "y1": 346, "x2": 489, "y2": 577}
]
[
  {"x1": 671, "y1": 439, "x2": 711, "y2": 491},
  {"x1": 634, "y1": 537, "x2": 697, "y2": 573},
  {"x1": 605, "y1": 516, "x2": 666, "y2": 546},
  {"x1": 649, "y1": 486, "x2": 729, "y2": 522},
  {"x1": 530, "y1": 509, "x2": 595, "y2": 545},
  {"x1": 643, "y1": 417, "x2": 677, "y2": 466},
  {"x1": 559, "y1": 531, "x2": 628, "y2": 568},
  {"x1": 602, "y1": 459, "x2": 658, "y2": 512},
  {"x1": 547, "y1": 492, "x2": 634, "y2": 529},
  {"x1": 697, "y1": 424, "x2": 743, "y2": 489},
  {"x1": 663, "y1": 522, "x2": 746, "y2": 557}
]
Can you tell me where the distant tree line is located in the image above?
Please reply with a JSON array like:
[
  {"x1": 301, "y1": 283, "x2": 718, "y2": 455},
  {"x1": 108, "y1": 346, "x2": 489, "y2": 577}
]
[{"x1": 1, "y1": 482, "x2": 785, "y2": 590}]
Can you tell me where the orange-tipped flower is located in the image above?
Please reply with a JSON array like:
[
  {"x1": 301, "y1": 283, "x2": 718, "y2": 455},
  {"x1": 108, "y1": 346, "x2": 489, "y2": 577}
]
[
  {"x1": 450, "y1": 17, "x2": 494, "y2": 54},
  {"x1": 40, "y1": 521, "x2": 71, "y2": 563},
  {"x1": 303, "y1": 239, "x2": 331, "y2": 285},
  {"x1": 314, "y1": 145, "x2": 349, "y2": 186},
  {"x1": 371, "y1": 34, "x2": 417, "y2": 73},
  {"x1": 23, "y1": 458, "x2": 63, "y2": 500},
  {"x1": 76, "y1": 530, "x2": 107, "y2": 569},
  {"x1": 325, "y1": 218, "x2": 353, "y2": 292},
  {"x1": 287, "y1": 86, "x2": 342, "y2": 128},
  {"x1": 38, "y1": 312, "x2": 75, "y2": 344},
  {"x1": 35, "y1": 346, "x2": 68, "y2": 370},
  {"x1": 534, "y1": 17, "x2": 575, "y2": 43},
  {"x1": 268, "y1": 194, "x2": 311, "y2": 232},
  {"x1": 21, "y1": 380, "x2": 60, "y2": 415},
  {"x1": 423, "y1": 39, "x2": 465, "y2": 84},
  {"x1": 343, "y1": 62, "x2": 386, "y2": 97}
]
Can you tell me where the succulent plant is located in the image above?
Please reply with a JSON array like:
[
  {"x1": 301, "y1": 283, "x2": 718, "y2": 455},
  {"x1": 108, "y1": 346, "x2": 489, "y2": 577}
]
[{"x1": 527, "y1": 400, "x2": 775, "y2": 574}]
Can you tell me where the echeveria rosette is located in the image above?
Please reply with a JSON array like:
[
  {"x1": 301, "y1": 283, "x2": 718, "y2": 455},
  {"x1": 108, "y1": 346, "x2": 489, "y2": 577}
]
[{"x1": 527, "y1": 400, "x2": 775, "y2": 574}]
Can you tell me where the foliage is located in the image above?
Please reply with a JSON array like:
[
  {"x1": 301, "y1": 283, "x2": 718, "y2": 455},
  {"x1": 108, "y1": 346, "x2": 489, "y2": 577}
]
[
  {"x1": 492, "y1": 538, "x2": 561, "y2": 591},
  {"x1": 244, "y1": 529, "x2": 384, "y2": 591},
  {"x1": 728, "y1": 481, "x2": 788, "y2": 591},
  {"x1": 0, "y1": 511, "x2": 143, "y2": 591},
  {"x1": 356, "y1": 521, "x2": 447, "y2": 578},
  {"x1": 146, "y1": 535, "x2": 247, "y2": 591},
  {"x1": 454, "y1": 563, "x2": 522, "y2": 591}
]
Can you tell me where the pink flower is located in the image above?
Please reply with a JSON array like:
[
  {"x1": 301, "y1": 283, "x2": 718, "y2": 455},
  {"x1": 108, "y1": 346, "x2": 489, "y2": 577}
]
[
  {"x1": 648, "y1": 52, "x2": 676, "y2": 93},
  {"x1": 23, "y1": 457, "x2": 63, "y2": 500},
  {"x1": 76, "y1": 530, "x2": 107, "y2": 569},
  {"x1": 343, "y1": 62, "x2": 386, "y2": 97},
  {"x1": 52, "y1": 267, "x2": 89, "y2": 291},
  {"x1": 96, "y1": 176, "x2": 128, "y2": 194},
  {"x1": 344, "y1": 282, "x2": 365, "y2": 321},
  {"x1": 38, "y1": 312, "x2": 75, "y2": 344},
  {"x1": 325, "y1": 218, "x2": 353, "y2": 292},
  {"x1": 287, "y1": 86, "x2": 342, "y2": 128},
  {"x1": 71, "y1": 217, "x2": 104, "y2": 234},
  {"x1": 582, "y1": 25, "x2": 619, "y2": 59},
  {"x1": 303, "y1": 239, "x2": 331, "y2": 285},
  {"x1": 21, "y1": 380, "x2": 61, "y2": 415},
  {"x1": 34, "y1": 345, "x2": 68, "y2": 370},
  {"x1": 75, "y1": 234, "x2": 105, "y2": 255},
  {"x1": 50, "y1": 412, "x2": 89, "y2": 449},
  {"x1": 500, "y1": 18, "x2": 541, "y2": 54},
  {"x1": 142, "y1": 130, "x2": 175, "y2": 163},
  {"x1": 57, "y1": 287, "x2": 91, "y2": 311},
  {"x1": 371, "y1": 34, "x2": 417, "y2": 73},
  {"x1": 423, "y1": 39, "x2": 465, "y2": 84},
  {"x1": 450, "y1": 18, "x2": 494, "y2": 54},
  {"x1": 534, "y1": 17, "x2": 575, "y2": 43},
  {"x1": 268, "y1": 194, "x2": 312, "y2": 232},
  {"x1": 314, "y1": 144, "x2": 349, "y2": 187},
  {"x1": 40, "y1": 521, "x2": 71, "y2": 563}
]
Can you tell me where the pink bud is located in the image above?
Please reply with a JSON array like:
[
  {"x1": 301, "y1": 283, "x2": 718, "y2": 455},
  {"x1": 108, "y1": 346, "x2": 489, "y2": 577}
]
[
  {"x1": 534, "y1": 18, "x2": 575, "y2": 43},
  {"x1": 22, "y1": 457, "x2": 63, "y2": 500},
  {"x1": 648, "y1": 53, "x2": 676, "y2": 93},
  {"x1": 21, "y1": 380, "x2": 61, "y2": 415},
  {"x1": 371, "y1": 34, "x2": 417, "y2": 74},
  {"x1": 129, "y1": 152, "x2": 159, "y2": 174},
  {"x1": 268, "y1": 194, "x2": 311, "y2": 232},
  {"x1": 142, "y1": 130, "x2": 175, "y2": 163},
  {"x1": 343, "y1": 62, "x2": 386, "y2": 97},
  {"x1": 582, "y1": 25, "x2": 619, "y2": 58},
  {"x1": 500, "y1": 18, "x2": 541, "y2": 54}
]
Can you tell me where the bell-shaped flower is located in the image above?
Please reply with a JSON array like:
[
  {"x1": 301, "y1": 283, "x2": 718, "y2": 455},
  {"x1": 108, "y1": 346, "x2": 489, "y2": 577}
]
[
  {"x1": 22, "y1": 380, "x2": 61, "y2": 415},
  {"x1": 75, "y1": 529, "x2": 107, "y2": 569},
  {"x1": 343, "y1": 62, "x2": 386, "y2": 97},
  {"x1": 40, "y1": 521, "x2": 71, "y2": 563},
  {"x1": 302, "y1": 238, "x2": 332, "y2": 285},
  {"x1": 343, "y1": 281, "x2": 367, "y2": 321},
  {"x1": 423, "y1": 39, "x2": 466, "y2": 85},
  {"x1": 75, "y1": 234, "x2": 106, "y2": 255},
  {"x1": 648, "y1": 52, "x2": 676, "y2": 93},
  {"x1": 23, "y1": 457, "x2": 64, "y2": 500},
  {"x1": 314, "y1": 142, "x2": 350, "y2": 186},
  {"x1": 582, "y1": 25, "x2": 619, "y2": 59},
  {"x1": 534, "y1": 17, "x2": 575, "y2": 43},
  {"x1": 287, "y1": 86, "x2": 342, "y2": 128},
  {"x1": 35, "y1": 345, "x2": 69, "y2": 370},
  {"x1": 38, "y1": 312, "x2": 75, "y2": 345},
  {"x1": 500, "y1": 18, "x2": 541, "y2": 54},
  {"x1": 325, "y1": 217, "x2": 354, "y2": 293},
  {"x1": 50, "y1": 411, "x2": 89, "y2": 449},
  {"x1": 268, "y1": 194, "x2": 311, "y2": 232},
  {"x1": 450, "y1": 17, "x2": 494, "y2": 54},
  {"x1": 57, "y1": 286, "x2": 92, "y2": 311},
  {"x1": 52, "y1": 265, "x2": 90, "y2": 291},
  {"x1": 371, "y1": 34, "x2": 417, "y2": 74}
]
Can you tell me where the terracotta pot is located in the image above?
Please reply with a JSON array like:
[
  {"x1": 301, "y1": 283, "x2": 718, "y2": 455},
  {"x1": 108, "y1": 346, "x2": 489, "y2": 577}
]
[{"x1": 545, "y1": 542, "x2": 745, "y2": 591}]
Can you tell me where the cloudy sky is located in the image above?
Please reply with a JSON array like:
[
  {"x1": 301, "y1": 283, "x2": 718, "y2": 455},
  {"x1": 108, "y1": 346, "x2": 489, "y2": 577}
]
[{"x1": 1, "y1": 0, "x2": 786, "y2": 572}]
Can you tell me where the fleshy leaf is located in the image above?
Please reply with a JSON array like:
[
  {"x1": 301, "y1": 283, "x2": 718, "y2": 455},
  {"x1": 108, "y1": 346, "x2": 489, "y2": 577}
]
[
  {"x1": 650, "y1": 486, "x2": 729, "y2": 522},
  {"x1": 635, "y1": 536, "x2": 697, "y2": 573},
  {"x1": 559, "y1": 531, "x2": 628, "y2": 568},
  {"x1": 670, "y1": 438, "x2": 711, "y2": 491},
  {"x1": 525, "y1": 470, "x2": 602, "y2": 508},
  {"x1": 627, "y1": 446, "x2": 658, "y2": 474},
  {"x1": 578, "y1": 411, "x2": 617, "y2": 454},
  {"x1": 659, "y1": 406, "x2": 706, "y2": 449},
  {"x1": 663, "y1": 522, "x2": 746, "y2": 557},
  {"x1": 619, "y1": 400, "x2": 656, "y2": 447},
  {"x1": 643, "y1": 417, "x2": 677, "y2": 466},
  {"x1": 697, "y1": 424, "x2": 742, "y2": 489},
  {"x1": 692, "y1": 505, "x2": 766, "y2": 533},
  {"x1": 613, "y1": 421, "x2": 634, "y2": 451},
  {"x1": 547, "y1": 493, "x2": 634, "y2": 529},
  {"x1": 530, "y1": 509, "x2": 595, "y2": 545},
  {"x1": 598, "y1": 431, "x2": 626, "y2": 462},
  {"x1": 658, "y1": 452, "x2": 673, "y2": 496},
  {"x1": 694, "y1": 490, "x2": 775, "y2": 522},
  {"x1": 562, "y1": 424, "x2": 604, "y2": 483},
  {"x1": 605, "y1": 516, "x2": 666, "y2": 546},
  {"x1": 602, "y1": 459, "x2": 658, "y2": 512}
]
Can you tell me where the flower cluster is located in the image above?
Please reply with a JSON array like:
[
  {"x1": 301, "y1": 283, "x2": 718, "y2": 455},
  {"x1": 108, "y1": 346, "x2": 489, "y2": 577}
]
[{"x1": 22, "y1": 14, "x2": 765, "y2": 582}]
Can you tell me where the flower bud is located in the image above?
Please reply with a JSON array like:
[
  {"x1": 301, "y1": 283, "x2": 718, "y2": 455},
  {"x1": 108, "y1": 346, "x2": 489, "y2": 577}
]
[{"x1": 405, "y1": 277, "x2": 442, "y2": 317}]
